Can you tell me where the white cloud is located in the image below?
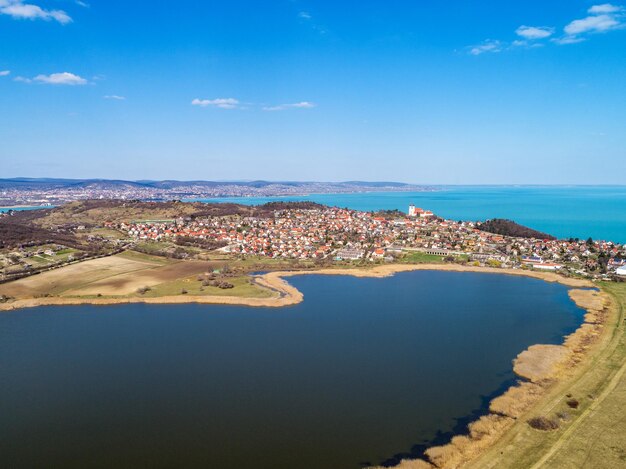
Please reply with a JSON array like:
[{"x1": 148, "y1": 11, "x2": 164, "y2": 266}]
[
  {"x1": 0, "y1": 70, "x2": 10, "y2": 76},
  {"x1": 191, "y1": 98, "x2": 239, "y2": 109},
  {"x1": 31, "y1": 72, "x2": 87, "y2": 85},
  {"x1": 103, "y1": 95, "x2": 125, "y2": 100},
  {"x1": 75, "y1": 0, "x2": 89, "y2": 7},
  {"x1": 556, "y1": 5, "x2": 625, "y2": 44},
  {"x1": 0, "y1": 0, "x2": 72, "y2": 24},
  {"x1": 469, "y1": 40, "x2": 502, "y2": 55},
  {"x1": 471, "y1": 3, "x2": 624, "y2": 53},
  {"x1": 564, "y1": 13, "x2": 621, "y2": 35},
  {"x1": 516, "y1": 25, "x2": 554, "y2": 39},
  {"x1": 552, "y1": 35, "x2": 586, "y2": 45},
  {"x1": 299, "y1": 11, "x2": 311, "y2": 19},
  {"x1": 588, "y1": 3, "x2": 623, "y2": 14},
  {"x1": 263, "y1": 101, "x2": 316, "y2": 111}
]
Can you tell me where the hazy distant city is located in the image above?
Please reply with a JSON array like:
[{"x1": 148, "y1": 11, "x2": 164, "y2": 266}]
[{"x1": 0, "y1": 178, "x2": 434, "y2": 207}]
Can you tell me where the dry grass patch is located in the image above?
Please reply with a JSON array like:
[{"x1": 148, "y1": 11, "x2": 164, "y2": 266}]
[
  {"x1": 0, "y1": 254, "x2": 165, "y2": 298},
  {"x1": 513, "y1": 344, "x2": 570, "y2": 382},
  {"x1": 489, "y1": 382, "x2": 544, "y2": 418},
  {"x1": 64, "y1": 260, "x2": 212, "y2": 296}
]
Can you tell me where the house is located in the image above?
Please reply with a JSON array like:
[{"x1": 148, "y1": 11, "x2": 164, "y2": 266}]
[
  {"x1": 532, "y1": 263, "x2": 563, "y2": 271},
  {"x1": 522, "y1": 255, "x2": 543, "y2": 265},
  {"x1": 424, "y1": 248, "x2": 452, "y2": 256},
  {"x1": 372, "y1": 248, "x2": 385, "y2": 258},
  {"x1": 335, "y1": 248, "x2": 364, "y2": 261},
  {"x1": 471, "y1": 253, "x2": 506, "y2": 262}
]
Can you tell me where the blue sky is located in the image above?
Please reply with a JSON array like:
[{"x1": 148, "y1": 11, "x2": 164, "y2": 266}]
[{"x1": 1, "y1": 1, "x2": 625, "y2": 183}]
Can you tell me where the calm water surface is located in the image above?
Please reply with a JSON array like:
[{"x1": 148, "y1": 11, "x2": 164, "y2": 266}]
[
  {"x1": 0, "y1": 271, "x2": 584, "y2": 468},
  {"x1": 189, "y1": 185, "x2": 626, "y2": 243},
  {"x1": 0, "y1": 205, "x2": 54, "y2": 213}
]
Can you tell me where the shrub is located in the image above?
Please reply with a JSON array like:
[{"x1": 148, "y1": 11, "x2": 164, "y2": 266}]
[
  {"x1": 528, "y1": 416, "x2": 560, "y2": 431},
  {"x1": 556, "y1": 411, "x2": 570, "y2": 421},
  {"x1": 566, "y1": 398, "x2": 580, "y2": 409}
]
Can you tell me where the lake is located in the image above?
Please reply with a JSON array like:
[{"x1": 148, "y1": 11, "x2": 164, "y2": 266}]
[
  {"x1": 188, "y1": 185, "x2": 626, "y2": 243},
  {"x1": 0, "y1": 271, "x2": 584, "y2": 468},
  {"x1": 0, "y1": 205, "x2": 54, "y2": 213}
]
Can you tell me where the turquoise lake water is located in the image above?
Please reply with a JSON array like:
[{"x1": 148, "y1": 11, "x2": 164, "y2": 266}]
[
  {"x1": 189, "y1": 186, "x2": 626, "y2": 243},
  {"x1": 0, "y1": 205, "x2": 53, "y2": 212},
  {"x1": 0, "y1": 271, "x2": 584, "y2": 468}
]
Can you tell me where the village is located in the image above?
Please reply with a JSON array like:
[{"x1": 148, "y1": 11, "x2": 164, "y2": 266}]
[{"x1": 111, "y1": 204, "x2": 626, "y2": 280}]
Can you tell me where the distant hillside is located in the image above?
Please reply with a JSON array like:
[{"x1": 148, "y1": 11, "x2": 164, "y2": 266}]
[
  {"x1": 0, "y1": 178, "x2": 435, "y2": 206},
  {"x1": 0, "y1": 178, "x2": 431, "y2": 191},
  {"x1": 477, "y1": 219, "x2": 556, "y2": 240}
]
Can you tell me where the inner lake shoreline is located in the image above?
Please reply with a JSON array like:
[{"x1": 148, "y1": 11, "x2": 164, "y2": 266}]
[
  {"x1": 0, "y1": 264, "x2": 611, "y2": 468},
  {"x1": 0, "y1": 263, "x2": 594, "y2": 312}
]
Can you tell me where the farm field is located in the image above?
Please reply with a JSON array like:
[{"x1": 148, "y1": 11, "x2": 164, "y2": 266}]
[{"x1": 0, "y1": 251, "x2": 271, "y2": 300}]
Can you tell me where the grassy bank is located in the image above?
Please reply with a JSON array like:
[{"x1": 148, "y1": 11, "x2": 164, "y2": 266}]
[{"x1": 458, "y1": 282, "x2": 626, "y2": 469}]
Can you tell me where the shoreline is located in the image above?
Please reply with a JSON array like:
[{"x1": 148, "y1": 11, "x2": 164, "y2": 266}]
[
  {"x1": 0, "y1": 263, "x2": 610, "y2": 468},
  {"x1": 0, "y1": 263, "x2": 593, "y2": 312}
]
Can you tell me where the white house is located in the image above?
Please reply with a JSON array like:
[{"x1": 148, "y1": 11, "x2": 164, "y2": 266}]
[{"x1": 532, "y1": 263, "x2": 562, "y2": 271}]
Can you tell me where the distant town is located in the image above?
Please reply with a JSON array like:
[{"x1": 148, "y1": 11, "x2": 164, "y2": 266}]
[{"x1": 0, "y1": 178, "x2": 435, "y2": 207}]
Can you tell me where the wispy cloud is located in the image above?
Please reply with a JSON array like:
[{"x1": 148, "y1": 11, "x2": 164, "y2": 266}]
[
  {"x1": 557, "y1": 4, "x2": 624, "y2": 44},
  {"x1": 564, "y1": 14, "x2": 621, "y2": 35},
  {"x1": 191, "y1": 98, "x2": 240, "y2": 109},
  {"x1": 0, "y1": 70, "x2": 10, "y2": 76},
  {"x1": 35, "y1": 72, "x2": 87, "y2": 85},
  {"x1": 469, "y1": 4, "x2": 624, "y2": 54},
  {"x1": 297, "y1": 9, "x2": 328, "y2": 35},
  {"x1": 15, "y1": 72, "x2": 88, "y2": 85},
  {"x1": 515, "y1": 25, "x2": 554, "y2": 40},
  {"x1": 589, "y1": 3, "x2": 623, "y2": 14},
  {"x1": 469, "y1": 40, "x2": 502, "y2": 55},
  {"x1": 190, "y1": 98, "x2": 315, "y2": 111},
  {"x1": 103, "y1": 95, "x2": 125, "y2": 100},
  {"x1": 75, "y1": 0, "x2": 89, "y2": 7},
  {"x1": 552, "y1": 35, "x2": 586, "y2": 45},
  {"x1": 263, "y1": 101, "x2": 316, "y2": 111},
  {"x1": 0, "y1": 0, "x2": 72, "y2": 24}
]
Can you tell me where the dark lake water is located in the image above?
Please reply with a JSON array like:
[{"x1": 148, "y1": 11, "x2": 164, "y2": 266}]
[{"x1": 0, "y1": 271, "x2": 584, "y2": 469}]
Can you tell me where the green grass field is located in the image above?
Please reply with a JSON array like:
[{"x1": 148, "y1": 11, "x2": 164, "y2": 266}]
[
  {"x1": 399, "y1": 251, "x2": 445, "y2": 264},
  {"x1": 138, "y1": 275, "x2": 274, "y2": 299}
]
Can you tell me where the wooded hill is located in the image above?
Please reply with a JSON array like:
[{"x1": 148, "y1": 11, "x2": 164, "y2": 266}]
[{"x1": 477, "y1": 218, "x2": 556, "y2": 240}]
